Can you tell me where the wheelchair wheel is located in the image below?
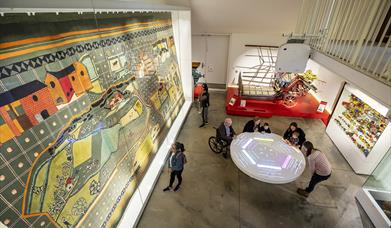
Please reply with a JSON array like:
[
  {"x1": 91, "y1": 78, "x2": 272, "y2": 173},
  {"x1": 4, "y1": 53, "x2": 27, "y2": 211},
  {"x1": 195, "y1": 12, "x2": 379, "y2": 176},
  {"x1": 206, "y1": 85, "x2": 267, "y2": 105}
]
[{"x1": 208, "y1": 136, "x2": 223, "y2": 153}]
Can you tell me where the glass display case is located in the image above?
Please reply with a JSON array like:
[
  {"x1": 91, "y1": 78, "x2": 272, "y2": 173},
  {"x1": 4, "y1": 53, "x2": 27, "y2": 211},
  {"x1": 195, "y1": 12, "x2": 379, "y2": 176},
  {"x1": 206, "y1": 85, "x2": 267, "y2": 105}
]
[
  {"x1": 334, "y1": 93, "x2": 388, "y2": 157},
  {"x1": 356, "y1": 148, "x2": 391, "y2": 228},
  {"x1": 326, "y1": 84, "x2": 391, "y2": 174}
]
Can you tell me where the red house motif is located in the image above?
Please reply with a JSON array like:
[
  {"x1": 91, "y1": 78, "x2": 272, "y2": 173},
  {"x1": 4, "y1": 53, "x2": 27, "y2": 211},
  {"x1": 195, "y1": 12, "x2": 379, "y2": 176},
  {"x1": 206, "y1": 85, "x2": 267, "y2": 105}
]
[
  {"x1": 45, "y1": 61, "x2": 92, "y2": 106},
  {"x1": 0, "y1": 80, "x2": 58, "y2": 143},
  {"x1": 45, "y1": 65, "x2": 76, "y2": 105},
  {"x1": 18, "y1": 81, "x2": 58, "y2": 125}
]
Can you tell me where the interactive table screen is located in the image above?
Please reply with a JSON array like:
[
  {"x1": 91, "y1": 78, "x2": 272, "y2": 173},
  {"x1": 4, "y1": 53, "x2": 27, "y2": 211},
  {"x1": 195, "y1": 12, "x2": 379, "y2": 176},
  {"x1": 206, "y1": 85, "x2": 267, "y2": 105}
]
[{"x1": 230, "y1": 132, "x2": 306, "y2": 184}]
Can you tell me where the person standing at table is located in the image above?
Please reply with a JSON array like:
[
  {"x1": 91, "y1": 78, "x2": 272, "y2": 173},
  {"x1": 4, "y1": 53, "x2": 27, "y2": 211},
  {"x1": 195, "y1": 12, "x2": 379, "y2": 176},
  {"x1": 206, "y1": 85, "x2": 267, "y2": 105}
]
[
  {"x1": 163, "y1": 142, "x2": 187, "y2": 192},
  {"x1": 297, "y1": 141, "x2": 332, "y2": 197},
  {"x1": 283, "y1": 122, "x2": 306, "y2": 148},
  {"x1": 243, "y1": 117, "x2": 262, "y2": 133},
  {"x1": 199, "y1": 83, "x2": 209, "y2": 128}
]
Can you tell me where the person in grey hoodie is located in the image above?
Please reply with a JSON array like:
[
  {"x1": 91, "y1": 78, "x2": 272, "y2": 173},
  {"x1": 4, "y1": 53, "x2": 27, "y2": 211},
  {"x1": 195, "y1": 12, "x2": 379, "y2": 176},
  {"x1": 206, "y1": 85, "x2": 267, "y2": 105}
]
[{"x1": 163, "y1": 142, "x2": 187, "y2": 192}]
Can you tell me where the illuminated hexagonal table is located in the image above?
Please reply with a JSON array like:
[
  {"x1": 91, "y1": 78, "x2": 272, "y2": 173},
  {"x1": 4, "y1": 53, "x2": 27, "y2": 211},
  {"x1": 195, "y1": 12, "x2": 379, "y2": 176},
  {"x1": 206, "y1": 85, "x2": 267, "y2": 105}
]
[{"x1": 230, "y1": 132, "x2": 306, "y2": 184}]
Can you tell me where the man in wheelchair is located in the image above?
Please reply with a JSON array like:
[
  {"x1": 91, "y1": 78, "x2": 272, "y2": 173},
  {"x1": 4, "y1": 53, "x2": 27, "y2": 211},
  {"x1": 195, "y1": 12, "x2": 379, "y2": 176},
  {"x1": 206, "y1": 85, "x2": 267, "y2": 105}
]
[{"x1": 216, "y1": 118, "x2": 236, "y2": 158}]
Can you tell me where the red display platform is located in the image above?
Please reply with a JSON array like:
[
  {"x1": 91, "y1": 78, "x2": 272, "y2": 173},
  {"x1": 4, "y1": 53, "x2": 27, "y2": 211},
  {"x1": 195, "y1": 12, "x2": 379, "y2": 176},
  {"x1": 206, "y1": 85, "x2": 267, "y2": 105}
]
[{"x1": 225, "y1": 87, "x2": 330, "y2": 125}]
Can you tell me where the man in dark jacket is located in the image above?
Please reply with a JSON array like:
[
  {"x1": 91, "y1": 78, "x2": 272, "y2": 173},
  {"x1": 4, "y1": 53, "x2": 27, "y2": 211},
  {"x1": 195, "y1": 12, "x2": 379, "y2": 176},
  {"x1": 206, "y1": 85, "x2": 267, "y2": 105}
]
[
  {"x1": 283, "y1": 122, "x2": 306, "y2": 148},
  {"x1": 217, "y1": 118, "x2": 236, "y2": 158},
  {"x1": 243, "y1": 117, "x2": 262, "y2": 133},
  {"x1": 217, "y1": 118, "x2": 235, "y2": 143}
]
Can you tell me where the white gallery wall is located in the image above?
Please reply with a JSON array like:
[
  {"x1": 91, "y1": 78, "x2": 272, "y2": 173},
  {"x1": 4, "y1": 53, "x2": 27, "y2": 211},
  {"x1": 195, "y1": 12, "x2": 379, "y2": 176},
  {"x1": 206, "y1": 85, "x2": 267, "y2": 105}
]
[
  {"x1": 311, "y1": 52, "x2": 391, "y2": 109},
  {"x1": 189, "y1": 0, "x2": 302, "y2": 87},
  {"x1": 305, "y1": 59, "x2": 345, "y2": 113},
  {"x1": 226, "y1": 33, "x2": 287, "y2": 86},
  {"x1": 190, "y1": 0, "x2": 301, "y2": 34},
  {"x1": 306, "y1": 53, "x2": 391, "y2": 114},
  {"x1": 191, "y1": 35, "x2": 207, "y2": 75},
  {"x1": 172, "y1": 10, "x2": 193, "y2": 100},
  {"x1": 192, "y1": 35, "x2": 230, "y2": 85}
]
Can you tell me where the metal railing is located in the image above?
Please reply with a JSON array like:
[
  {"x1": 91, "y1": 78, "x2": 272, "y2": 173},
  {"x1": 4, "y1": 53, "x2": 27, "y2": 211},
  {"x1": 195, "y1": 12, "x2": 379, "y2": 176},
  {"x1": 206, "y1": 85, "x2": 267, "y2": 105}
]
[{"x1": 295, "y1": 0, "x2": 391, "y2": 85}]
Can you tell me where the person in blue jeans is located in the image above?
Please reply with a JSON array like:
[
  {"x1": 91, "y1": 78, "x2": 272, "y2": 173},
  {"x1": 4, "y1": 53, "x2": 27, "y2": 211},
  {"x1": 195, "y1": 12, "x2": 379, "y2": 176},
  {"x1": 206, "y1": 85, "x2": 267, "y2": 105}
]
[{"x1": 163, "y1": 142, "x2": 187, "y2": 192}]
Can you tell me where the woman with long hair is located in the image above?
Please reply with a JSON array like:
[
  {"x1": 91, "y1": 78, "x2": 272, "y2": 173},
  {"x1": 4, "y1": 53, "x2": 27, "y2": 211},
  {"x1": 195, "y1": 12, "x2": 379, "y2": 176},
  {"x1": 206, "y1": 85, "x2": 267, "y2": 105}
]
[
  {"x1": 297, "y1": 141, "x2": 332, "y2": 197},
  {"x1": 163, "y1": 142, "x2": 187, "y2": 192}
]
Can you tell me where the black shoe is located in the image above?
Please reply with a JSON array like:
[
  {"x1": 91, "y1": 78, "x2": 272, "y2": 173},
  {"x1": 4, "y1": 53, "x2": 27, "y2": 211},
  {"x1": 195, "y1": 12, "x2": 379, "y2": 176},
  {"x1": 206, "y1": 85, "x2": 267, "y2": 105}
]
[
  {"x1": 163, "y1": 187, "x2": 171, "y2": 192},
  {"x1": 199, "y1": 123, "x2": 205, "y2": 128},
  {"x1": 174, "y1": 185, "x2": 180, "y2": 191},
  {"x1": 297, "y1": 188, "x2": 309, "y2": 197},
  {"x1": 223, "y1": 153, "x2": 228, "y2": 159}
]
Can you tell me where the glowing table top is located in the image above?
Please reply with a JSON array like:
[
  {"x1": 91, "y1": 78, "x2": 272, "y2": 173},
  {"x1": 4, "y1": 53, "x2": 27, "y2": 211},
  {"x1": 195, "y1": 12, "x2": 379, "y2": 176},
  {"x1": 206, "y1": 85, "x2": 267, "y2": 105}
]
[{"x1": 230, "y1": 132, "x2": 306, "y2": 184}]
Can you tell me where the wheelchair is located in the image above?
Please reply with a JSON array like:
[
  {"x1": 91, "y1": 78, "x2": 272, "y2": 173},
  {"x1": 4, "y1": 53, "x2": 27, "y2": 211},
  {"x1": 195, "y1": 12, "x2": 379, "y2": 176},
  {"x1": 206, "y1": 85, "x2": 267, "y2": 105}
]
[{"x1": 208, "y1": 127, "x2": 230, "y2": 157}]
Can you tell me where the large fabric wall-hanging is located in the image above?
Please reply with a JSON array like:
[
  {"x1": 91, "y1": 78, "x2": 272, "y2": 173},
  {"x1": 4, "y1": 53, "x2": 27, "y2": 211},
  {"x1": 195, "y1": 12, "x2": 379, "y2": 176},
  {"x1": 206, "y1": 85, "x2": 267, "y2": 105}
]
[{"x1": 0, "y1": 12, "x2": 184, "y2": 227}]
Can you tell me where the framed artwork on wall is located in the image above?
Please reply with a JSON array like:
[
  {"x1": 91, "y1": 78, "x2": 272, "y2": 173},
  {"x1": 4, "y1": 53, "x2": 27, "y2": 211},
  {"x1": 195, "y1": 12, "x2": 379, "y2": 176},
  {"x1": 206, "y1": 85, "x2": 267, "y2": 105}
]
[{"x1": 0, "y1": 11, "x2": 184, "y2": 228}]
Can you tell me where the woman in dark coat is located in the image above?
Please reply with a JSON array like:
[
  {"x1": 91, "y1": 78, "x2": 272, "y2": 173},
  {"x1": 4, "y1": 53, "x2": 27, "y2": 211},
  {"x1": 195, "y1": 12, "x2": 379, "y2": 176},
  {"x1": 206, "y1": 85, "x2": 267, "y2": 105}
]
[
  {"x1": 283, "y1": 122, "x2": 306, "y2": 147},
  {"x1": 243, "y1": 117, "x2": 262, "y2": 133}
]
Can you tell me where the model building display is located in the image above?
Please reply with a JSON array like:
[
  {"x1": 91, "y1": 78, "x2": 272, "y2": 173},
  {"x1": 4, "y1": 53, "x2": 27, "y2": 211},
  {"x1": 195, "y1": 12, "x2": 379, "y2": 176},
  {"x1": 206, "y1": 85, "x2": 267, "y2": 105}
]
[
  {"x1": 234, "y1": 45, "x2": 319, "y2": 107},
  {"x1": 334, "y1": 94, "x2": 388, "y2": 157},
  {"x1": 0, "y1": 12, "x2": 184, "y2": 227}
]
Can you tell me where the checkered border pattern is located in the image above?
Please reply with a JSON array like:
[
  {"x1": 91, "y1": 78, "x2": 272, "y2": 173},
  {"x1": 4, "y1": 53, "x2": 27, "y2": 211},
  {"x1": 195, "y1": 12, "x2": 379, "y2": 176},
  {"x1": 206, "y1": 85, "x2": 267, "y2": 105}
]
[{"x1": 0, "y1": 25, "x2": 171, "y2": 79}]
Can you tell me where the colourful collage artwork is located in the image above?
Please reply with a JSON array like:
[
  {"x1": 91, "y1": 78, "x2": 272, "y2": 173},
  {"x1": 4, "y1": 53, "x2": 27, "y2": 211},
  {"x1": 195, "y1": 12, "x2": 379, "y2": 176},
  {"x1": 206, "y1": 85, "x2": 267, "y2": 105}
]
[{"x1": 0, "y1": 12, "x2": 184, "y2": 227}]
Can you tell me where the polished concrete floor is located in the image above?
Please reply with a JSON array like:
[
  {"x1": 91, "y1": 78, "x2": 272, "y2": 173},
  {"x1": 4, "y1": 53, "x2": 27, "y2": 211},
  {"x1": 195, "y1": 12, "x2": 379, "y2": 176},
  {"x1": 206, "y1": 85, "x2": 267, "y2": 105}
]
[{"x1": 137, "y1": 91, "x2": 367, "y2": 228}]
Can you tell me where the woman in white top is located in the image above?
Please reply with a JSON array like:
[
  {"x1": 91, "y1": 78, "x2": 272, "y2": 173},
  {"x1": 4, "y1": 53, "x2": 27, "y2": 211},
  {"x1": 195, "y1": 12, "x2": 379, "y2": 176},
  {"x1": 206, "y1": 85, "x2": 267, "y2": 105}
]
[{"x1": 297, "y1": 141, "x2": 332, "y2": 197}]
